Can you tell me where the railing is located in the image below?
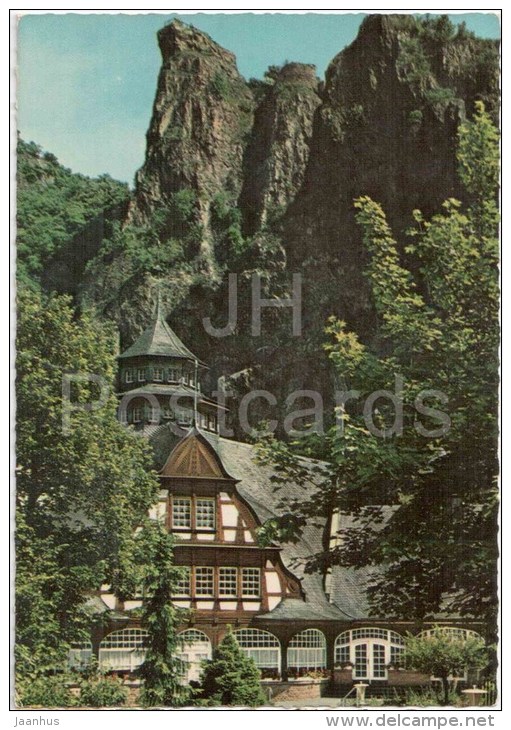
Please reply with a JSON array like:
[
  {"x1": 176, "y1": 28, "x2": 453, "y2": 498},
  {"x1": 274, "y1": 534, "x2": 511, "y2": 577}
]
[{"x1": 338, "y1": 685, "x2": 357, "y2": 707}]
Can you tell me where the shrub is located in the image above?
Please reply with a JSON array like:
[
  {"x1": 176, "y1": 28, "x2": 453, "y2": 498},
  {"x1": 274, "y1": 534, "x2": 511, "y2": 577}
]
[
  {"x1": 198, "y1": 630, "x2": 266, "y2": 707},
  {"x1": 409, "y1": 109, "x2": 424, "y2": 125},
  {"x1": 79, "y1": 676, "x2": 128, "y2": 707},
  {"x1": 17, "y1": 675, "x2": 75, "y2": 708},
  {"x1": 210, "y1": 71, "x2": 232, "y2": 100}
]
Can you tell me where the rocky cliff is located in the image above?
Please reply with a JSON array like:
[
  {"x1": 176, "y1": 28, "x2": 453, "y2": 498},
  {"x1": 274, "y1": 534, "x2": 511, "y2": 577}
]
[
  {"x1": 67, "y1": 15, "x2": 499, "y2": 433},
  {"x1": 283, "y1": 14, "x2": 499, "y2": 339}
]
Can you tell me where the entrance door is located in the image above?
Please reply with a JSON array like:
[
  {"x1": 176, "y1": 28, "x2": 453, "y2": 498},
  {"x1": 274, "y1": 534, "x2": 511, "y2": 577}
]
[{"x1": 353, "y1": 642, "x2": 387, "y2": 680}]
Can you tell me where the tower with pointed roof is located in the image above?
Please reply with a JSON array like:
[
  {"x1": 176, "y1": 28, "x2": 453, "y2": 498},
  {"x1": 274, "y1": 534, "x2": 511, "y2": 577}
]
[{"x1": 117, "y1": 299, "x2": 224, "y2": 433}]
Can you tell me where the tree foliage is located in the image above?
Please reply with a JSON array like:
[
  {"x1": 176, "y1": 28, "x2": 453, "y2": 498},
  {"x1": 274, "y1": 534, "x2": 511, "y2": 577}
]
[
  {"x1": 17, "y1": 139, "x2": 129, "y2": 288},
  {"x1": 137, "y1": 524, "x2": 189, "y2": 707},
  {"x1": 198, "y1": 630, "x2": 266, "y2": 707},
  {"x1": 257, "y1": 102, "x2": 499, "y2": 629},
  {"x1": 404, "y1": 628, "x2": 489, "y2": 705},
  {"x1": 16, "y1": 288, "x2": 160, "y2": 679}
]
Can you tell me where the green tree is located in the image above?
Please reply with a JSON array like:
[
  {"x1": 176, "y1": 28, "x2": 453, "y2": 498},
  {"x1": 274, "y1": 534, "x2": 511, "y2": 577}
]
[
  {"x1": 137, "y1": 524, "x2": 188, "y2": 707},
  {"x1": 199, "y1": 630, "x2": 266, "y2": 707},
  {"x1": 404, "y1": 628, "x2": 488, "y2": 705},
  {"x1": 258, "y1": 103, "x2": 499, "y2": 629},
  {"x1": 16, "y1": 139, "x2": 129, "y2": 289},
  {"x1": 16, "y1": 288, "x2": 160, "y2": 681}
]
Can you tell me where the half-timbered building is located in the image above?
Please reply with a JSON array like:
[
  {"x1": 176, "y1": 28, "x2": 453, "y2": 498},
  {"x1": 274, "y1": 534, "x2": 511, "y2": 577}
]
[{"x1": 77, "y1": 306, "x2": 486, "y2": 696}]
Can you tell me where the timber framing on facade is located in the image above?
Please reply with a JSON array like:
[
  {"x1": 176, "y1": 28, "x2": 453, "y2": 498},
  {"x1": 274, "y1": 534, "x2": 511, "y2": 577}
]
[{"x1": 73, "y1": 306, "x2": 486, "y2": 691}]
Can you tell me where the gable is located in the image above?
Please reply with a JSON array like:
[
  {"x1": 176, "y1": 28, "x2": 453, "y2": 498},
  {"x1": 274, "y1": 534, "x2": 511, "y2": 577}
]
[{"x1": 161, "y1": 431, "x2": 234, "y2": 479}]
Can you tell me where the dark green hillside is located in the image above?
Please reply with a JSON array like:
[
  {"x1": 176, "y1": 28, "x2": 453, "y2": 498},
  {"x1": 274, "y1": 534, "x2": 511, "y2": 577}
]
[{"x1": 16, "y1": 139, "x2": 129, "y2": 291}]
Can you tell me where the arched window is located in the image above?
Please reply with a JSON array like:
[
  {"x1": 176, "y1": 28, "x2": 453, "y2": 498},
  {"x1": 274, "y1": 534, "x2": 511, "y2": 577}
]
[
  {"x1": 68, "y1": 640, "x2": 93, "y2": 669},
  {"x1": 287, "y1": 629, "x2": 327, "y2": 673},
  {"x1": 233, "y1": 629, "x2": 281, "y2": 671},
  {"x1": 177, "y1": 629, "x2": 212, "y2": 683},
  {"x1": 99, "y1": 628, "x2": 149, "y2": 672},
  {"x1": 334, "y1": 628, "x2": 405, "y2": 680},
  {"x1": 419, "y1": 627, "x2": 482, "y2": 640}
]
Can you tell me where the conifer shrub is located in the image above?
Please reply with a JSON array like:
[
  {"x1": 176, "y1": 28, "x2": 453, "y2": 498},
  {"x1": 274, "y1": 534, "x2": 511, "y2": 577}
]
[{"x1": 198, "y1": 630, "x2": 266, "y2": 707}]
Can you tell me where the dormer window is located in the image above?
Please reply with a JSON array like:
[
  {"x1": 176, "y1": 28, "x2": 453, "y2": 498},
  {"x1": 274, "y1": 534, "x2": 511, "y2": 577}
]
[
  {"x1": 138, "y1": 368, "x2": 146, "y2": 382},
  {"x1": 153, "y1": 367, "x2": 164, "y2": 382},
  {"x1": 125, "y1": 369, "x2": 133, "y2": 384}
]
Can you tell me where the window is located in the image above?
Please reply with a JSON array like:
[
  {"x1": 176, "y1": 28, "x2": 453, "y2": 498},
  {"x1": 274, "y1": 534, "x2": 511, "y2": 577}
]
[
  {"x1": 138, "y1": 368, "x2": 146, "y2": 382},
  {"x1": 177, "y1": 630, "x2": 212, "y2": 683},
  {"x1": 195, "y1": 567, "x2": 214, "y2": 597},
  {"x1": 420, "y1": 627, "x2": 481, "y2": 640},
  {"x1": 172, "y1": 498, "x2": 192, "y2": 528},
  {"x1": 241, "y1": 568, "x2": 260, "y2": 597},
  {"x1": 125, "y1": 369, "x2": 133, "y2": 383},
  {"x1": 288, "y1": 629, "x2": 327, "y2": 672},
  {"x1": 354, "y1": 643, "x2": 367, "y2": 679},
  {"x1": 196, "y1": 498, "x2": 215, "y2": 530},
  {"x1": 174, "y1": 567, "x2": 190, "y2": 596},
  {"x1": 334, "y1": 629, "x2": 406, "y2": 679},
  {"x1": 68, "y1": 640, "x2": 93, "y2": 669},
  {"x1": 219, "y1": 567, "x2": 237, "y2": 597},
  {"x1": 132, "y1": 406, "x2": 142, "y2": 423},
  {"x1": 153, "y1": 367, "x2": 164, "y2": 382},
  {"x1": 147, "y1": 406, "x2": 159, "y2": 423},
  {"x1": 176, "y1": 408, "x2": 193, "y2": 425},
  {"x1": 99, "y1": 629, "x2": 149, "y2": 672},
  {"x1": 168, "y1": 368, "x2": 180, "y2": 382},
  {"x1": 234, "y1": 629, "x2": 280, "y2": 669}
]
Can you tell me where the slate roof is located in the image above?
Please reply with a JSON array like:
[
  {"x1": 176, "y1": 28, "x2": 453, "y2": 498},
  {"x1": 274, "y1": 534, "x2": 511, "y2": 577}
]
[
  {"x1": 215, "y1": 438, "x2": 369, "y2": 621},
  {"x1": 118, "y1": 305, "x2": 201, "y2": 362}
]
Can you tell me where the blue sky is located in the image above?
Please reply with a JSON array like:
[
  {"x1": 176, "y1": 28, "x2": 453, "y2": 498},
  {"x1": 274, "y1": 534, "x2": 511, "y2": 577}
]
[{"x1": 16, "y1": 11, "x2": 500, "y2": 185}]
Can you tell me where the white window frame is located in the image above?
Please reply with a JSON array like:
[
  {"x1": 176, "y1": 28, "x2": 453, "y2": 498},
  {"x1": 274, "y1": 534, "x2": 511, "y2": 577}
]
[
  {"x1": 195, "y1": 566, "x2": 214, "y2": 597},
  {"x1": 288, "y1": 629, "x2": 327, "y2": 672},
  {"x1": 168, "y1": 367, "x2": 180, "y2": 382},
  {"x1": 172, "y1": 497, "x2": 192, "y2": 529},
  {"x1": 195, "y1": 497, "x2": 216, "y2": 531},
  {"x1": 125, "y1": 369, "x2": 133, "y2": 384},
  {"x1": 153, "y1": 367, "x2": 164, "y2": 382},
  {"x1": 99, "y1": 629, "x2": 149, "y2": 672},
  {"x1": 241, "y1": 567, "x2": 261, "y2": 598},
  {"x1": 334, "y1": 628, "x2": 405, "y2": 680},
  {"x1": 132, "y1": 406, "x2": 142, "y2": 423},
  {"x1": 147, "y1": 405, "x2": 159, "y2": 423},
  {"x1": 68, "y1": 640, "x2": 93, "y2": 669},
  {"x1": 234, "y1": 629, "x2": 281, "y2": 670},
  {"x1": 137, "y1": 368, "x2": 146, "y2": 382},
  {"x1": 218, "y1": 567, "x2": 238, "y2": 597}
]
